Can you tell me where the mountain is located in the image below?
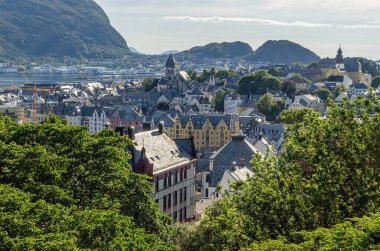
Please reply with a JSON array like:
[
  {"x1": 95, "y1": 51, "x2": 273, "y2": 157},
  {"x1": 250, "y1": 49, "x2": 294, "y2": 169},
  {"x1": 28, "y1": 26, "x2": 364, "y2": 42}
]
[
  {"x1": 160, "y1": 50, "x2": 180, "y2": 55},
  {"x1": 247, "y1": 40, "x2": 320, "y2": 64},
  {"x1": 129, "y1": 47, "x2": 144, "y2": 55},
  {"x1": 180, "y1": 41, "x2": 254, "y2": 59},
  {"x1": 0, "y1": 0, "x2": 129, "y2": 59}
]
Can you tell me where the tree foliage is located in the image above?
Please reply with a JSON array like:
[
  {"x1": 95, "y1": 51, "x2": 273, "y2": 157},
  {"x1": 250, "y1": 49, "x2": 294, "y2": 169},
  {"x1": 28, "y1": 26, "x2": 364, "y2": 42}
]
[
  {"x1": 372, "y1": 76, "x2": 380, "y2": 89},
  {"x1": 213, "y1": 90, "x2": 228, "y2": 112},
  {"x1": 0, "y1": 116, "x2": 176, "y2": 250},
  {"x1": 244, "y1": 213, "x2": 380, "y2": 250},
  {"x1": 178, "y1": 95, "x2": 380, "y2": 250},
  {"x1": 257, "y1": 93, "x2": 285, "y2": 120},
  {"x1": 238, "y1": 71, "x2": 282, "y2": 95}
]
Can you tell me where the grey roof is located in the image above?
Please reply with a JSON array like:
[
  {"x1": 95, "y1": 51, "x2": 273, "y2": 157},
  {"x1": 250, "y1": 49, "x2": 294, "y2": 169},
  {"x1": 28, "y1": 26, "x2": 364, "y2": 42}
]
[
  {"x1": 133, "y1": 130, "x2": 193, "y2": 172},
  {"x1": 165, "y1": 54, "x2": 176, "y2": 68},
  {"x1": 351, "y1": 83, "x2": 368, "y2": 89},
  {"x1": 209, "y1": 134, "x2": 259, "y2": 186},
  {"x1": 174, "y1": 137, "x2": 195, "y2": 157},
  {"x1": 326, "y1": 75, "x2": 344, "y2": 82},
  {"x1": 80, "y1": 106, "x2": 115, "y2": 117},
  {"x1": 187, "y1": 87, "x2": 204, "y2": 96}
]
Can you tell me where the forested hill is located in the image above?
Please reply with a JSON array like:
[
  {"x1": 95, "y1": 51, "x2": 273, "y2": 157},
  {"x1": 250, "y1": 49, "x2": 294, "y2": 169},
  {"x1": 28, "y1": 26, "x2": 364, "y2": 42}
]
[
  {"x1": 247, "y1": 40, "x2": 321, "y2": 64},
  {"x1": 0, "y1": 0, "x2": 130, "y2": 59},
  {"x1": 179, "y1": 41, "x2": 254, "y2": 59}
]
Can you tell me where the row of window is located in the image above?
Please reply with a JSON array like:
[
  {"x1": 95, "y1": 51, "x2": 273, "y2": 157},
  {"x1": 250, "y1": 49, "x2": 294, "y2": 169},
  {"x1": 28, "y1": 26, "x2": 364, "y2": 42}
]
[
  {"x1": 172, "y1": 208, "x2": 187, "y2": 222},
  {"x1": 155, "y1": 167, "x2": 189, "y2": 192},
  {"x1": 162, "y1": 187, "x2": 187, "y2": 211}
]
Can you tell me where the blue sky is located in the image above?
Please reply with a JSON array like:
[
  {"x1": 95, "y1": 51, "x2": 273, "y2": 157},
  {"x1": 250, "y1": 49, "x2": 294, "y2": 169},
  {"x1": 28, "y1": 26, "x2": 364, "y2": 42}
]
[{"x1": 94, "y1": 0, "x2": 380, "y2": 59}]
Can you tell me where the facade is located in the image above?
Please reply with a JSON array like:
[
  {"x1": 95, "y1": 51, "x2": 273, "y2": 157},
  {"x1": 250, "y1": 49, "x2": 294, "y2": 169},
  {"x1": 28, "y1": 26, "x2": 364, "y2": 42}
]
[
  {"x1": 165, "y1": 114, "x2": 240, "y2": 152},
  {"x1": 220, "y1": 162, "x2": 254, "y2": 193},
  {"x1": 198, "y1": 134, "x2": 261, "y2": 198},
  {"x1": 224, "y1": 93, "x2": 243, "y2": 114},
  {"x1": 129, "y1": 126, "x2": 197, "y2": 222},
  {"x1": 80, "y1": 107, "x2": 115, "y2": 134},
  {"x1": 0, "y1": 106, "x2": 27, "y2": 123},
  {"x1": 289, "y1": 94, "x2": 325, "y2": 114}
]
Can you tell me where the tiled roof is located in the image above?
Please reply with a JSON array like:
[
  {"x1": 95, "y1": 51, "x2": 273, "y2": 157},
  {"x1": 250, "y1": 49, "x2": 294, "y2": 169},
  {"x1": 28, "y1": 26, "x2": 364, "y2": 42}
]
[
  {"x1": 209, "y1": 134, "x2": 259, "y2": 186},
  {"x1": 133, "y1": 130, "x2": 193, "y2": 172}
]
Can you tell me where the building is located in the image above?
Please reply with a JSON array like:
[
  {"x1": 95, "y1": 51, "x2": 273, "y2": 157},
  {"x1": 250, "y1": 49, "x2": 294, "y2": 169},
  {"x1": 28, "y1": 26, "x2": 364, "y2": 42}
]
[
  {"x1": 129, "y1": 125, "x2": 197, "y2": 222},
  {"x1": 165, "y1": 114, "x2": 240, "y2": 152},
  {"x1": 198, "y1": 134, "x2": 261, "y2": 198},
  {"x1": 0, "y1": 106, "x2": 27, "y2": 123},
  {"x1": 220, "y1": 162, "x2": 254, "y2": 193},
  {"x1": 157, "y1": 54, "x2": 188, "y2": 93},
  {"x1": 224, "y1": 93, "x2": 243, "y2": 114},
  {"x1": 80, "y1": 107, "x2": 115, "y2": 134},
  {"x1": 288, "y1": 94, "x2": 325, "y2": 114},
  {"x1": 350, "y1": 83, "x2": 368, "y2": 96}
]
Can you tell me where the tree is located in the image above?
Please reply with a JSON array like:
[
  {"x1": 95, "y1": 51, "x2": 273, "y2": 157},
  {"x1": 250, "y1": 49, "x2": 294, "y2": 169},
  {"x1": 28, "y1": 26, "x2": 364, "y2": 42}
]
[
  {"x1": 0, "y1": 116, "x2": 176, "y2": 249},
  {"x1": 257, "y1": 93, "x2": 285, "y2": 120},
  {"x1": 282, "y1": 81, "x2": 297, "y2": 98},
  {"x1": 213, "y1": 90, "x2": 228, "y2": 112},
  {"x1": 179, "y1": 95, "x2": 380, "y2": 250},
  {"x1": 215, "y1": 69, "x2": 238, "y2": 79},
  {"x1": 188, "y1": 70, "x2": 198, "y2": 81},
  {"x1": 141, "y1": 78, "x2": 155, "y2": 92},
  {"x1": 316, "y1": 87, "x2": 332, "y2": 101},
  {"x1": 157, "y1": 101, "x2": 170, "y2": 111},
  {"x1": 238, "y1": 71, "x2": 282, "y2": 95},
  {"x1": 371, "y1": 76, "x2": 380, "y2": 89},
  {"x1": 268, "y1": 68, "x2": 280, "y2": 77}
]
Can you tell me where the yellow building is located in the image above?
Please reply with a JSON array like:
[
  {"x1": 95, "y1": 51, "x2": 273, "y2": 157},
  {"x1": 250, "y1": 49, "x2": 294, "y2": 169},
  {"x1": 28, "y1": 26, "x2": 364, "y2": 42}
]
[
  {"x1": 0, "y1": 106, "x2": 27, "y2": 123},
  {"x1": 165, "y1": 114, "x2": 240, "y2": 152}
]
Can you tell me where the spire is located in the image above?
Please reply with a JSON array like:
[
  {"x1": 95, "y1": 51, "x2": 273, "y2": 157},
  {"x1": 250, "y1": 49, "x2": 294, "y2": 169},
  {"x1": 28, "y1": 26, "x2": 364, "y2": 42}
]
[
  {"x1": 336, "y1": 45, "x2": 343, "y2": 64},
  {"x1": 165, "y1": 54, "x2": 176, "y2": 68}
]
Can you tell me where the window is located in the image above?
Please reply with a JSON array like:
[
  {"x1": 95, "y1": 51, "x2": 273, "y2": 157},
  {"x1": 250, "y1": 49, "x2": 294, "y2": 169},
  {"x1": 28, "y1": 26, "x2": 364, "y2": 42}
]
[
  {"x1": 164, "y1": 174, "x2": 168, "y2": 188},
  {"x1": 168, "y1": 194, "x2": 171, "y2": 208},
  {"x1": 168, "y1": 172, "x2": 172, "y2": 186},
  {"x1": 180, "y1": 169, "x2": 183, "y2": 181},
  {"x1": 180, "y1": 189, "x2": 183, "y2": 203},
  {"x1": 205, "y1": 188, "x2": 209, "y2": 197},
  {"x1": 163, "y1": 196, "x2": 167, "y2": 211},
  {"x1": 183, "y1": 208, "x2": 187, "y2": 221},
  {"x1": 184, "y1": 167, "x2": 187, "y2": 179},
  {"x1": 175, "y1": 170, "x2": 178, "y2": 184},
  {"x1": 174, "y1": 191, "x2": 178, "y2": 206},
  {"x1": 184, "y1": 187, "x2": 187, "y2": 202},
  {"x1": 173, "y1": 212, "x2": 178, "y2": 222},
  {"x1": 155, "y1": 177, "x2": 159, "y2": 192},
  {"x1": 205, "y1": 174, "x2": 210, "y2": 183},
  {"x1": 179, "y1": 209, "x2": 183, "y2": 222}
]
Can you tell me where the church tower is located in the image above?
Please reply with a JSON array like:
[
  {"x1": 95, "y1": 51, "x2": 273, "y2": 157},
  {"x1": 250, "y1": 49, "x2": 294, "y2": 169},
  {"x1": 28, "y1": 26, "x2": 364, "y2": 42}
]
[
  {"x1": 335, "y1": 45, "x2": 345, "y2": 71},
  {"x1": 165, "y1": 54, "x2": 176, "y2": 79}
]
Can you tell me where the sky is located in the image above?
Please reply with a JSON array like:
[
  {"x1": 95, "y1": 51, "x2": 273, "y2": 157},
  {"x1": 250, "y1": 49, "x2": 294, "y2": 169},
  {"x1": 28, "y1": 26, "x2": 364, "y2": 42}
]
[{"x1": 94, "y1": 0, "x2": 380, "y2": 59}]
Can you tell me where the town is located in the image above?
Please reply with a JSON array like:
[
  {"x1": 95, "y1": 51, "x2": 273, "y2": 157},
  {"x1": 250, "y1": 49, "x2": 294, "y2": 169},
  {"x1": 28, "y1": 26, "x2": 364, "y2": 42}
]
[{"x1": 1, "y1": 46, "x2": 379, "y2": 223}]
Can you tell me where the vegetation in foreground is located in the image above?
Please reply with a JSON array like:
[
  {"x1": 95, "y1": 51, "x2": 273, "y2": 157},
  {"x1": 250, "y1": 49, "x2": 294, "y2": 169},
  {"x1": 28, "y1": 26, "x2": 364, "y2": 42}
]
[{"x1": 0, "y1": 116, "x2": 176, "y2": 250}]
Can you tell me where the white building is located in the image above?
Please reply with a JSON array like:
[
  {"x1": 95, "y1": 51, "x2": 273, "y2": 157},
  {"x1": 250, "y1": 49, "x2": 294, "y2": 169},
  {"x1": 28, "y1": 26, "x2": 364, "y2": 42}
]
[{"x1": 224, "y1": 93, "x2": 242, "y2": 114}]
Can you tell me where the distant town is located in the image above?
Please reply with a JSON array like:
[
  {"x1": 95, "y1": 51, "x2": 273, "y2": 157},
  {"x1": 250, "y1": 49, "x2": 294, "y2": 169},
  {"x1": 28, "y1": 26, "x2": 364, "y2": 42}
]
[{"x1": 1, "y1": 45, "x2": 379, "y2": 222}]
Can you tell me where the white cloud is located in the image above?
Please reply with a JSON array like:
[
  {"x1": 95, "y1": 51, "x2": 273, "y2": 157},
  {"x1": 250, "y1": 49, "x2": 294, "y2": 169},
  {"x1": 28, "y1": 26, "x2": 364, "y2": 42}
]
[{"x1": 163, "y1": 16, "x2": 380, "y2": 29}]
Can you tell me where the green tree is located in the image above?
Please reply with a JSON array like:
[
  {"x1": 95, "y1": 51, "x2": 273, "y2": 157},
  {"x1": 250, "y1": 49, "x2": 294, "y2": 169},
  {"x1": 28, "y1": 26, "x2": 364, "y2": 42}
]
[
  {"x1": 257, "y1": 93, "x2": 285, "y2": 120},
  {"x1": 179, "y1": 95, "x2": 380, "y2": 250},
  {"x1": 215, "y1": 69, "x2": 238, "y2": 79},
  {"x1": 316, "y1": 87, "x2": 332, "y2": 101},
  {"x1": 141, "y1": 78, "x2": 155, "y2": 92},
  {"x1": 188, "y1": 70, "x2": 198, "y2": 81},
  {"x1": 238, "y1": 71, "x2": 282, "y2": 95},
  {"x1": 213, "y1": 90, "x2": 228, "y2": 112},
  {"x1": 282, "y1": 81, "x2": 297, "y2": 98},
  {"x1": 268, "y1": 67, "x2": 280, "y2": 77},
  {"x1": 0, "y1": 116, "x2": 176, "y2": 249},
  {"x1": 371, "y1": 76, "x2": 380, "y2": 89}
]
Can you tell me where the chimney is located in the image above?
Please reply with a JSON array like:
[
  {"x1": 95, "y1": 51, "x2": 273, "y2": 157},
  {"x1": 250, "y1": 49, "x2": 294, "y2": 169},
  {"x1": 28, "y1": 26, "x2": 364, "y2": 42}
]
[
  {"x1": 231, "y1": 161, "x2": 237, "y2": 171},
  {"x1": 158, "y1": 121, "x2": 164, "y2": 134},
  {"x1": 240, "y1": 158, "x2": 245, "y2": 168},
  {"x1": 115, "y1": 125, "x2": 125, "y2": 136},
  {"x1": 128, "y1": 126, "x2": 135, "y2": 140}
]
